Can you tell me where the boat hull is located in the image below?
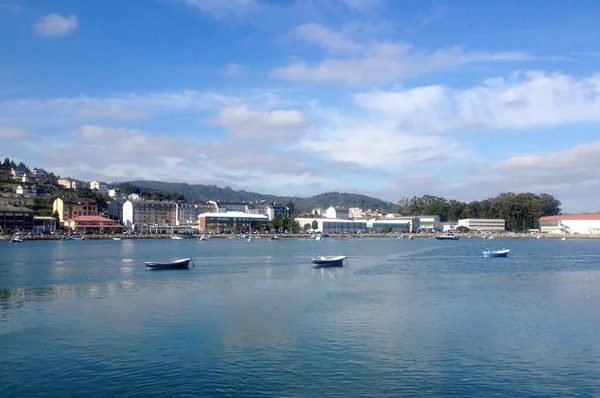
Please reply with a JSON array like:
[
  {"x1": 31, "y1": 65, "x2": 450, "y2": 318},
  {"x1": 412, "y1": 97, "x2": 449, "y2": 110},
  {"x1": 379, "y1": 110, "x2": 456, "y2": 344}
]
[
  {"x1": 435, "y1": 236, "x2": 459, "y2": 240},
  {"x1": 145, "y1": 258, "x2": 191, "y2": 270},
  {"x1": 482, "y1": 250, "x2": 510, "y2": 258},
  {"x1": 311, "y1": 256, "x2": 346, "y2": 267}
]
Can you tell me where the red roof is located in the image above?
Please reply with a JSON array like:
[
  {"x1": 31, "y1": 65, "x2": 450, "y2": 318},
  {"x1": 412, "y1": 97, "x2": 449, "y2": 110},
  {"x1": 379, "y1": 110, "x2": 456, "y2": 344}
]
[
  {"x1": 540, "y1": 214, "x2": 600, "y2": 221},
  {"x1": 70, "y1": 215, "x2": 117, "y2": 222}
]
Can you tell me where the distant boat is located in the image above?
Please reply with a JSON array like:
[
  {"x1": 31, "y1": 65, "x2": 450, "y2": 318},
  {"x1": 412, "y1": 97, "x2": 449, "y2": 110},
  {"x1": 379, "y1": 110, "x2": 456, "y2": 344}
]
[
  {"x1": 270, "y1": 236, "x2": 280, "y2": 240},
  {"x1": 435, "y1": 233, "x2": 459, "y2": 241},
  {"x1": 112, "y1": 237, "x2": 122, "y2": 241},
  {"x1": 561, "y1": 237, "x2": 568, "y2": 241},
  {"x1": 199, "y1": 235, "x2": 207, "y2": 241},
  {"x1": 246, "y1": 237, "x2": 253, "y2": 242},
  {"x1": 72, "y1": 237, "x2": 83, "y2": 241},
  {"x1": 11, "y1": 236, "x2": 23, "y2": 243},
  {"x1": 482, "y1": 248, "x2": 510, "y2": 258},
  {"x1": 145, "y1": 258, "x2": 193, "y2": 270},
  {"x1": 171, "y1": 236, "x2": 184, "y2": 240},
  {"x1": 311, "y1": 255, "x2": 346, "y2": 267},
  {"x1": 315, "y1": 235, "x2": 323, "y2": 241}
]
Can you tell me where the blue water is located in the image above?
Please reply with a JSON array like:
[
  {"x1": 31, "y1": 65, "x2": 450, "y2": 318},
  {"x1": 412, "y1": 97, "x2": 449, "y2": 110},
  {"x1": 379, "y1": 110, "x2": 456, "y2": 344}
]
[{"x1": 1, "y1": 237, "x2": 600, "y2": 397}]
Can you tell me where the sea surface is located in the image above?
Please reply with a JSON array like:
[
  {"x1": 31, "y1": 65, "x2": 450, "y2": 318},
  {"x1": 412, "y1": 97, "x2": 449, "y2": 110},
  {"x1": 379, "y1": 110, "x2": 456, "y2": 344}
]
[{"x1": 1, "y1": 236, "x2": 600, "y2": 397}]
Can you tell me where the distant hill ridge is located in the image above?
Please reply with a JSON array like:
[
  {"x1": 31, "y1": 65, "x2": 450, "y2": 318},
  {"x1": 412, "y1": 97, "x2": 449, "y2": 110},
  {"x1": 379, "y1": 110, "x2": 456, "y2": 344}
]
[{"x1": 124, "y1": 180, "x2": 397, "y2": 213}]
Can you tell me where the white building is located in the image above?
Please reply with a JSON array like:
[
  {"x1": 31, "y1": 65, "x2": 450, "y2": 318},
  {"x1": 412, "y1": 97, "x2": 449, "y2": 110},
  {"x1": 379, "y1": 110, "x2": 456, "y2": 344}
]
[
  {"x1": 198, "y1": 212, "x2": 268, "y2": 232},
  {"x1": 123, "y1": 200, "x2": 177, "y2": 230},
  {"x1": 90, "y1": 181, "x2": 109, "y2": 193},
  {"x1": 108, "y1": 188, "x2": 121, "y2": 198},
  {"x1": 417, "y1": 216, "x2": 441, "y2": 232},
  {"x1": 367, "y1": 217, "x2": 420, "y2": 233},
  {"x1": 325, "y1": 206, "x2": 350, "y2": 220},
  {"x1": 175, "y1": 202, "x2": 216, "y2": 225},
  {"x1": 295, "y1": 217, "x2": 366, "y2": 233},
  {"x1": 539, "y1": 214, "x2": 600, "y2": 235},
  {"x1": 458, "y1": 218, "x2": 506, "y2": 232}
]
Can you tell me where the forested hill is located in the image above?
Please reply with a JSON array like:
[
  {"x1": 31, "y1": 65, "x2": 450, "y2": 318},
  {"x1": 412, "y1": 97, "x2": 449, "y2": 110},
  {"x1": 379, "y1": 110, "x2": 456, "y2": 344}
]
[{"x1": 119, "y1": 180, "x2": 397, "y2": 213}]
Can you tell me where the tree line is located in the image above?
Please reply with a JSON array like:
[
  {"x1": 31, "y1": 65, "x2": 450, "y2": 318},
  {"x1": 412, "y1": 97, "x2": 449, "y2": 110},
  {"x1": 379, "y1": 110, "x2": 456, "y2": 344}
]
[{"x1": 397, "y1": 192, "x2": 562, "y2": 231}]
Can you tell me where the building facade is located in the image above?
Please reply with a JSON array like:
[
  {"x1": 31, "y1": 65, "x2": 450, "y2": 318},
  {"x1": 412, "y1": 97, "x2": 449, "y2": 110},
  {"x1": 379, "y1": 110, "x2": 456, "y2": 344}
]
[
  {"x1": 267, "y1": 203, "x2": 289, "y2": 221},
  {"x1": 53, "y1": 197, "x2": 98, "y2": 223},
  {"x1": 369, "y1": 217, "x2": 420, "y2": 233},
  {"x1": 122, "y1": 200, "x2": 177, "y2": 230},
  {"x1": 57, "y1": 177, "x2": 84, "y2": 190},
  {"x1": 417, "y1": 216, "x2": 442, "y2": 232},
  {"x1": 198, "y1": 212, "x2": 268, "y2": 232},
  {"x1": 208, "y1": 200, "x2": 249, "y2": 213},
  {"x1": 65, "y1": 215, "x2": 125, "y2": 233},
  {"x1": 90, "y1": 181, "x2": 109, "y2": 193},
  {"x1": 325, "y1": 206, "x2": 350, "y2": 220},
  {"x1": 108, "y1": 188, "x2": 121, "y2": 198},
  {"x1": 458, "y1": 218, "x2": 506, "y2": 232},
  {"x1": 0, "y1": 204, "x2": 35, "y2": 233},
  {"x1": 106, "y1": 198, "x2": 127, "y2": 223},
  {"x1": 539, "y1": 214, "x2": 600, "y2": 235},
  {"x1": 294, "y1": 217, "x2": 367, "y2": 233},
  {"x1": 175, "y1": 202, "x2": 217, "y2": 226}
]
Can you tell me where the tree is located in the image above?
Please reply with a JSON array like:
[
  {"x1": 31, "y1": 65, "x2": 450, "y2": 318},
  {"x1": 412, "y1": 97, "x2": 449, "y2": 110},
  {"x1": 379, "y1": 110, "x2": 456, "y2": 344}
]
[
  {"x1": 285, "y1": 200, "x2": 296, "y2": 217},
  {"x1": 52, "y1": 210, "x2": 61, "y2": 230},
  {"x1": 2, "y1": 157, "x2": 9, "y2": 170},
  {"x1": 311, "y1": 220, "x2": 318, "y2": 230},
  {"x1": 303, "y1": 223, "x2": 311, "y2": 231},
  {"x1": 456, "y1": 226, "x2": 470, "y2": 233},
  {"x1": 381, "y1": 226, "x2": 393, "y2": 233}
]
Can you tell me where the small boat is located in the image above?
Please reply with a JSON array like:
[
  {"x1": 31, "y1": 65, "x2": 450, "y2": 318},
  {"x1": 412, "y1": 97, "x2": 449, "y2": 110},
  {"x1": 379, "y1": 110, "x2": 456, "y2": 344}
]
[
  {"x1": 145, "y1": 258, "x2": 193, "y2": 270},
  {"x1": 482, "y1": 248, "x2": 510, "y2": 257},
  {"x1": 199, "y1": 235, "x2": 207, "y2": 241},
  {"x1": 112, "y1": 237, "x2": 122, "y2": 241},
  {"x1": 311, "y1": 255, "x2": 346, "y2": 267},
  {"x1": 246, "y1": 237, "x2": 253, "y2": 242},
  {"x1": 72, "y1": 237, "x2": 83, "y2": 241},
  {"x1": 11, "y1": 236, "x2": 23, "y2": 243},
  {"x1": 561, "y1": 237, "x2": 567, "y2": 241},
  {"x1": 435, "y1": 233, "x2": 459, "y2": 240},
  {"x1": 171, "y1": 235, "x2": 184, "y2": 240},
  {"x1": 270, "y1": 236, "x2": 280, "y2": 240},
  {"x1": 315, "y1": 235, "x2": 323, "y2": 241}
]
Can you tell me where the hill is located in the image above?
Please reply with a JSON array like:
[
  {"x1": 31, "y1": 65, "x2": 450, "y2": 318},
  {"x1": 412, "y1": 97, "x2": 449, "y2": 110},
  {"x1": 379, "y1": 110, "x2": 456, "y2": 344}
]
[{"x1": 123, "y1": 180, "x2": 397, "y2": 213}]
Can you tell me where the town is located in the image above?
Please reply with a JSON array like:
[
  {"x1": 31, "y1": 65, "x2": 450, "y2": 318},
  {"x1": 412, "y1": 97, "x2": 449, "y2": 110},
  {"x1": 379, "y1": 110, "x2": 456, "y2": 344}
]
[{"x1": 1, "y1": 159, "x2": 599, "y2": 238}]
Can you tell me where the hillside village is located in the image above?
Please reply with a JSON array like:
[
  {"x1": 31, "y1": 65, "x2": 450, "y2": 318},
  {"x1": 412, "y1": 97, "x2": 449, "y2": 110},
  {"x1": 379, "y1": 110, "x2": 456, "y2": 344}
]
[{"x1": 2, "y1": 157, "x2": 599, "y2": 237}]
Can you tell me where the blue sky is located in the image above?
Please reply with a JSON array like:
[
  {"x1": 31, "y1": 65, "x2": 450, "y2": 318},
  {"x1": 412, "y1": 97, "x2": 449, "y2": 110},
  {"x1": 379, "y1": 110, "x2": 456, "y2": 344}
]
[{"x1": 2, "y1": 0, "x2": 600, "y2": 212}]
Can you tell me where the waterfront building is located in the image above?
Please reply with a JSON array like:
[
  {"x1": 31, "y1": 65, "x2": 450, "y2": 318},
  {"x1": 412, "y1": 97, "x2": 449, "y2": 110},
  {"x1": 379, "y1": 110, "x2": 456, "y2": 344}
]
[
  {"x1": 65, "y1": 215, "x2": 125, "y2": 234},
  {"x1": 58, "y1": 177, "x2": 84, "y2": 190},
  {"x1": 325, "y1": 206, "x2": 350, "y2": 220},
  {"x1": 294, "y1": 217, "x2": 367, "y2": 233},
  {"x1": 208, "y1": 200, "x2": 249, "y2": 213},
  {"x1": 417, "y1": 216, "x2": 442, "y2": 232},
  {"x1": 122, "y1": 200, "x2": 176, "y2": 230},
  {"x1": 539, "y1": 214, "x2": 600, "y2": 235},
  {"x1": 90, "y1": 181, "x2": 109, "y2": 193},
  {"x1": 52, "y1": 197, "x2": 98, "y2": 223},
  {"x1": 0, "y1": 204, "x2": 35, "y2": 234},
  {"x1": 458, "y1": 218, "x2": 506, "y2": 232},
  {"x1": 106, "y1": 198, "x2": 127, "y2": 223},
  {"x1": 198, "y1": 211, "x2": 268, "y2": 232},
  {"x1": 369, "y1": 216, "x2": 420, "y2": 233},
  {"x1": 175, "y1": 202, "x2": 216, "y2": 226},
  {"x1": 267, "y1": 203, "x2": 289, "y2": 220},
  {"x1": 33, "y1": 216, "x2": 57, "y2": 233}
]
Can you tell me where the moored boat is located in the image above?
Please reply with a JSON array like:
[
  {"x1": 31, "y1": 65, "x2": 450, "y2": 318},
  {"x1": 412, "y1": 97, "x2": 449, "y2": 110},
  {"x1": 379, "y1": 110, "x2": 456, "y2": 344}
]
[
  {"x1": 482, "y1": 248, "x2": 510, "y2": 257},
  {"x1": 11, "y1": 235, "x2": 23, "y2": 243},
  {"x1": 311, "y1": 255, "x2": 346, "y2": 267},
  {"x1": 435, "y1": 233, "x2": 459, "y2": 240},
  {"x1": 145, "y1": 258, "x2": 193, "y2": 270}
]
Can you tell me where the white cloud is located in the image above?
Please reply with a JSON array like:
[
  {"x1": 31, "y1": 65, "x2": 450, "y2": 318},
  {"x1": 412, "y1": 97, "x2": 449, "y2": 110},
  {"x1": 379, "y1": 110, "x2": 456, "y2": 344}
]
[
  {"x1": 354, "y1": 71, "x2": 600, "y2": 133},
  {"x1": 210, "y1": 105, "x2": 311, "y2": 141},
  {"x1": 273, "y1": 23, "x2": 536, "y2": 85},
  {"x1": 171, "y1": 0, "x2": 258, "y2": 19},
  {"x1": 75, "y1": 104, "x2": 151, "y2": 120},
  {"x1": 34, "y1": 13, "x2": 78, "y2": 37},
  {"x1": 0, "y1": 125, "x2": 27, "y2": 138},
  {"x1": 294, "y1": 23, "x2": 361, "y2": 54}
]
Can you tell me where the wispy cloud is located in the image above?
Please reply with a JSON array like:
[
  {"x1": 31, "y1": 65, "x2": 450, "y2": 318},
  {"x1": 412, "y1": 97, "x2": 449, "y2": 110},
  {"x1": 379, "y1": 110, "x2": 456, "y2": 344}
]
[
  {"x1": 0, "y1": 125, "x2": 28, "y2": 138},
  {"x1": 418, "y1": 6, "x2": 448, "y2": 26},
  {"x1": 208, "y1": 105, "x2": 311, "y2": 142},
  {"x1": 272, "y1": 23, "x2": 537, "y2": 84},
  {"x1": 224, "y1": 62, "x2": 245, "y2": 76},
  {"x1": 34, "y1": 13, "x2": 79, "y2": 37},
  {"x1": 75, "y1": 104, "x2": 151, "y2": 120},
  {"x1": 0, "y1": 2, "x2": 21, "y2": 13}
]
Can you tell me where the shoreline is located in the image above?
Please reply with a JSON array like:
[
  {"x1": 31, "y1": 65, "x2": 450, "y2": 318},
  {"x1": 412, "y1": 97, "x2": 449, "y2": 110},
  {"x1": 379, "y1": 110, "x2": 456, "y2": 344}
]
[{"x1": 2, "y1": 232, "x2": 598, "y2": 241}]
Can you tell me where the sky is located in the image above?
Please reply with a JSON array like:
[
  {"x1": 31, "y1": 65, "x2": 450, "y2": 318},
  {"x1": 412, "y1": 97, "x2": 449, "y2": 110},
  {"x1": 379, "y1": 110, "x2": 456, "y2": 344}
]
[{"x1": 1, "y1": 0, "x2": 600, "y2": 212}]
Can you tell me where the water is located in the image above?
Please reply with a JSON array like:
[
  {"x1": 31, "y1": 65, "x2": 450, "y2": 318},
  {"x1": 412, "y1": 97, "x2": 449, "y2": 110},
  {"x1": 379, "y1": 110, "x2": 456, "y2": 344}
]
[{"x1": 2, "y1": 237, "x2": 600, "y2": 397}]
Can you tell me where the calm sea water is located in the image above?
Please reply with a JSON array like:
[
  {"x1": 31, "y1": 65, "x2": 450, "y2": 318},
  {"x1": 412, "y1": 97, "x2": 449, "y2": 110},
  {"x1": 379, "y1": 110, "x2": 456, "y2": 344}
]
[{"x1": 2, "y1": 236, "x2": 600, "y2": 397}]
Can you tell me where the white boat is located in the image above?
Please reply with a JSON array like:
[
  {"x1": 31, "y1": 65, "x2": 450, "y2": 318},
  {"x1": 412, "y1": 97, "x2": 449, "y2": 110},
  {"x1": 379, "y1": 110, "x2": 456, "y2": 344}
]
[
  {"x1": 246, "y1": 237, "x2": 252, "y2": 242},
  {"x1": 11, "y1": 235, "x2": 23, "y2": 243},
  {"x1": 315, "y1": 235, "x2": 323, "y2": 241},
  {"x1": 112, "y1": 237, "x2": 122, "y2": 241},
  {"x1": 199, "y1": 235, "x2": 207, "y2": 241},
  {"x1": 171, "y1": 236, "x2": 184, "y2": 240},
  {"x1": 561, "y1": 237, "x2": 567, "y2": 241},
  {"x1": 482, "y1": 248, "x2": 510, "y2": 258},
  {"x1": 311, "y1": 255, "x2": 346, "y2": 267},
  {"x1": 435, "y1": 233, "x2": 459, "y2": 241}
]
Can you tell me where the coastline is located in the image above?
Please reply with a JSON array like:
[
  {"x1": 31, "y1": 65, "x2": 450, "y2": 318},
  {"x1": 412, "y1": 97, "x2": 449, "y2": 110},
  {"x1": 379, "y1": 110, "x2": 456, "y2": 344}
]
[{"x1": 1, "y1": 232, "x2": 597, "y2": 241}]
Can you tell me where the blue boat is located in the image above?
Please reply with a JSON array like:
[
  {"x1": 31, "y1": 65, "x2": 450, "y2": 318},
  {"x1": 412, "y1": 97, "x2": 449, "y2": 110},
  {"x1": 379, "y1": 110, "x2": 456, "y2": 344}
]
[
  {"x1": 145, "y1": 258, "x2": 193, "y2": 270},
  {"x1": 482, "y1": 249, "x2": 510, "y2": 257},
  {"x1": 311, "y1": 255, "x2": 346, "y2": 267}
]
